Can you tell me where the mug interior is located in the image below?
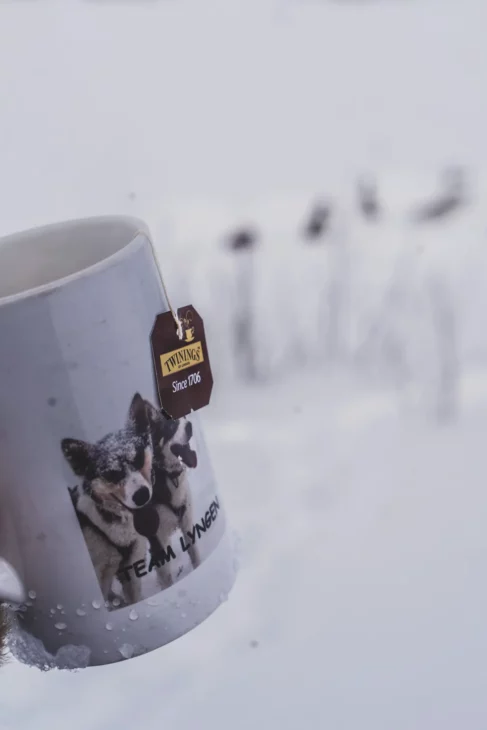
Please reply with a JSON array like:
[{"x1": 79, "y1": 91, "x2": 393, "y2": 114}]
[{"x1": 0, "y1": 217, "x2": 145, "y2": 302}]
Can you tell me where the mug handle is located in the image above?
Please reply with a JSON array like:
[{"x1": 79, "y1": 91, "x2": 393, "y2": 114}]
[{"x1": 0, "y1": 507, "x2": 25, "y2": 604}]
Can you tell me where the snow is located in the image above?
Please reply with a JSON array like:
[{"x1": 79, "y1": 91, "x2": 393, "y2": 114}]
[
  {"x1": 1, "y1": 0, "x2": 487, "y2": 728},
  {"x1": 4, "y1": 370, "x2": 487, "y2": 727},
  {"x1": 8, "y1": 619, "x2": 91, "y2": 673}
]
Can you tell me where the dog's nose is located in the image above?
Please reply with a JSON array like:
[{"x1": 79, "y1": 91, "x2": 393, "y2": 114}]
[
  {"x1": 185, "y1": 421, "x2": 192, "y2": 440},
  {"x1": 133, "y1": 486, "x2": 151, "y2": 507}
]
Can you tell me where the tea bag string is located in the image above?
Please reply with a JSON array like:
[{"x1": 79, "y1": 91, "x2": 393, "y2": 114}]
[{"x1": 136, "y1": 230, "x2": 183, "y2": 340}]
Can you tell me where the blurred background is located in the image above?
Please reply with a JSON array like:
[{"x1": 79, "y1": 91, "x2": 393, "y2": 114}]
[{"x1": 1, "y1": 0, "x2": 487, "y2": 728}]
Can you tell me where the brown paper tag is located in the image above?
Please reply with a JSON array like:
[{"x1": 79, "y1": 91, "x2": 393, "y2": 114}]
[{"x1": 151, "y1": 305, "x2": 213, "y2": 419}]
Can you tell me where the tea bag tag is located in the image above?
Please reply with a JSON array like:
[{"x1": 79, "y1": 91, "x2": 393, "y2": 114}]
[{"x1": 151, "y1": 305, "x2": 213, "y2": 419}]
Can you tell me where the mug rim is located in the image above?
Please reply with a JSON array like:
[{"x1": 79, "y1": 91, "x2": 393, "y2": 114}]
[{"x1": 0, "y1": 215, "x2": 150, "y2": 308}]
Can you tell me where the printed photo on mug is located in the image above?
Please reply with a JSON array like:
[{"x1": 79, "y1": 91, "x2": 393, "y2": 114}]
[{"x1": 61, "y1": 393, "x2": 225, "y2": 611}]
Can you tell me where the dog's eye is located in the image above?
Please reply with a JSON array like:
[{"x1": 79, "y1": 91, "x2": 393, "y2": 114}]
[
  {"x1": 101, "y1": 468, "x2": 125, "y2": 484},
  {"x1": 132, "y1": 447, "x2": 145, "y2": 471}
]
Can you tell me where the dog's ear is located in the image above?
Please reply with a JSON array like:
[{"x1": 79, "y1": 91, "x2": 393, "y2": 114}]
[
  {"x1": 144, "y1": 399, "x2": 162, "y2": 427},
  {"x1": 127, "y1": 393, "x2": 150, "y2": 437},
  {"x1": 61, "y1": 439, "x2": 92, "y2": 477},
  {"x1": 68, "y1": 484, "x2": 79, "y2": 507}
]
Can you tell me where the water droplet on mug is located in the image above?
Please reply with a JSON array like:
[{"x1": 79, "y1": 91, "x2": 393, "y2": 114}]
[
  {"x1": 25, "y1": 600, "x2": 33, "y2": 607},
  {"x1": 105, "y1": 623, "x2": 113, "y2": 631},
  {"x1": 118, "y1": 643, "x2": 134, "y2": 659},
  {"x1": 28, "y1": 590, "x2": 37, "y2": 600},
  {"x1": 181, "y1": 612, "x2": 187, "y2": 619},
  {"x1": 76, "y1": 608, "x2": 86, "y2": 617},
  {"x1": 55, "y1": 622, "x2": 67, "y2": 630},
  {"x1": 112, "y1": 598, "x2": 121, "y2": 608},
  {"x1": 60, "y1": 610, "x2": 65, "y2": 615},
  {"x1": 92, "y1": 600, "x2": 101, "y2": 609},
  {"x1": 103, "y1": 650, "x2": 108, "y2": 654},
  {"x1": 129, "y1": 609, "x2": 138, "y2": 621},
  {"x1": 146, "y1": 598, "x2": 158, "y2": 607},
  {"x1": 50, "y1": 608, "x2": 56, "y2": 615},
  {"x1": 56, "y1": 604, "x2": 63, "y2": 610}
]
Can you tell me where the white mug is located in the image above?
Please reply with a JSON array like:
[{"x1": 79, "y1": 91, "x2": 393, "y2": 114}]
[{"x1": 0, "y1": 216, "x2": 235, "y2": 667}]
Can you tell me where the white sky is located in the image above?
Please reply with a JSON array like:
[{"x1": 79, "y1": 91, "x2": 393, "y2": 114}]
[{"x1": 0, "y1": 0, "x2": 485, "y2": 236}]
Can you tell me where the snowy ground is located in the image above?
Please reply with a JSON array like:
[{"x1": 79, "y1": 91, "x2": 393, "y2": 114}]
[
  {"x1": 1, "y1": 0, "x2": 487, "y2": 727},
  {"x1": 2, "y1": 366, "x2": 487, "y2": 729}
]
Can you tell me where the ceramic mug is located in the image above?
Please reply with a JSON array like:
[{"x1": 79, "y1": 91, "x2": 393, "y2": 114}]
[{"x1": 0, "y1": 216, "x2": 234, "y2": 668}]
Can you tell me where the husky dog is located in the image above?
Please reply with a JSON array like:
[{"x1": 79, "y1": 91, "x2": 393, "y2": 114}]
[
  {"x1": 145, "y1": 402, "x2": 201, "y2": 588},
  {"x1": 62, "y1": 393, "x2": 153, "y2": 605}
]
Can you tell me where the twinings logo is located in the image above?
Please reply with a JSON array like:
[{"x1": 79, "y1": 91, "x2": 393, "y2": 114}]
[
  {"x1": 160, "y1": 341, "x2": 204, "y2": 376},
  {"x1": 181, "y1": 310, "x2": 195, "y2": 343}
]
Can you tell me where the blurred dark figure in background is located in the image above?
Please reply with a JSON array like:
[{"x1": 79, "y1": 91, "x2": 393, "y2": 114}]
[
  {"x1": 227, "y1": 227, "x2": 259, "y2": 381},
  {"x1": 303, "y1": 200, "x2": 332, "y2": 241},
  {"x1": 357, "y1": 176, "x2": 380, "y2": 221},
  {"x1": 227, "y1": 227, "x2": 258, "y2": 253},
  {"x1": 410, "y1": 165, "x2": 468, "y2": 223}
]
